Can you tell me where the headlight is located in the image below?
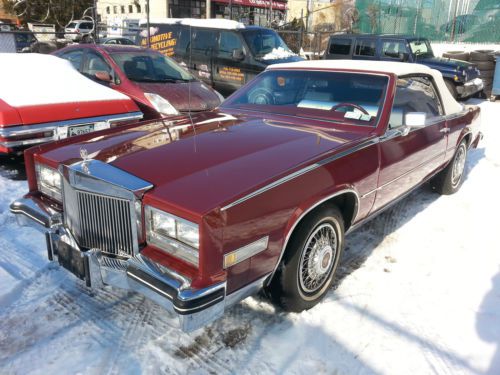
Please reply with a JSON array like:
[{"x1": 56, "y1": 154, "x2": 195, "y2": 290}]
[
  {"x1": 35, "y1": 163, "x2": 62, "y2": 201},
  {"x1": 145, "y1": 206, "x2": 199, "y2": 266},
  {"x1": 144, "y1": 93, "x2": 179, "y2": 116}
]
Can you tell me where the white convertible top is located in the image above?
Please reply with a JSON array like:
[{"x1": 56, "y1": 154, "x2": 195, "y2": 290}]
[
  {"x1": 0, "y1": 53, "x2": 130, "y2": 108},
  {"x1": 267, "y1": 60, "x2": 463, "y2": 115},
  {"x1": 139, "y1": 18, "x2": 246, "y2": 30}
]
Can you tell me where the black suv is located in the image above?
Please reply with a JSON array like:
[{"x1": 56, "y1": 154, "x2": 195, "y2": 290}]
[{"x1": 324, "y1": 34, "x2": 483, "y2": 99}]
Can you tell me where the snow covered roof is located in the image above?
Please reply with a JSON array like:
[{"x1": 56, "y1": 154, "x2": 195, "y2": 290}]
[
  {"x1": 0, "y1": 53, "x2": 130, "y2": 108},
  {"x1": 139, "y1": 18, "x2": 246, "y2": 30},
  {"x1": 267, "y1": 59, "x2": 437, "y2": 76},
  {"x1": 267, "y1": 60, "x2": 463, "y2": 115}
]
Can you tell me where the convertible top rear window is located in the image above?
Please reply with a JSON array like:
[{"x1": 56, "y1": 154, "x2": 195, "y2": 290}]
[{"x1": 223, "y1": 70, "x2": 388, "y2": 126}]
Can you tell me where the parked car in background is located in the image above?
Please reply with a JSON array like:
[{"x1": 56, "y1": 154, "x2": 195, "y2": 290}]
[
  {"x1": 100, "y1": 37, "x2": 135, "y2": 45},
  {"x1": 64, "y1": 20, "x2": 94, "y2": 42},
  {"x1": 10, "y1": 60, "x2": 481, "y2": 331},
  {"x1": 54, "y1": 44, "x2": 223, "y2": 119},
  {"x1": 323, "y1": 34, "x2": 483, "y2": 100},
  {"x1": 0, "y1": 54, "x2": 142, "y2": 155},
  {"x1": 137, "y1": 18, "x2": 303, "y2": 96},
  {"x1": 14, "y1": 31, "x2": 38, "y2": 52}
]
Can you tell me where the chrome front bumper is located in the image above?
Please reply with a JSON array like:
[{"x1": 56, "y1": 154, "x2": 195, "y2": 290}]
[
  {"x1": 0, "y1": 112, "x2": 143, "y2": 151},
  {"x1": 457, "y1": 78, "x2": 484, "y2": 98},
  {"x1": 10, "y1": 196, "x2": 264, "y2": 332}
]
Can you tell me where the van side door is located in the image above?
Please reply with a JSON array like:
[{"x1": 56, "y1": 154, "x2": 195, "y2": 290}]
[
  {"x1": 213, "y1": 31, "x2": 248, "y2": 96},
  {"x1": 189, "y1": 28, "x2": 217, "y2": 86}
]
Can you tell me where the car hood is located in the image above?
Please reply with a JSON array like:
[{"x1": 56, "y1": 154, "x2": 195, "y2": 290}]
[
  {"x1": 419, "y1": 56, "x2": 475, "y2": 69},
  {"x1": 133, "y1": 81, "x2": 221, "y2": 112},
  {"x1": 43, "y1": 110, "x2": 369, "y2": 215}
]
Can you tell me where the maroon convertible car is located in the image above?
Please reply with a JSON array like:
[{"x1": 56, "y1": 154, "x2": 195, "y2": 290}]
[{"x1": 11, "y1": 60, "x2": 481, "y2": 332}]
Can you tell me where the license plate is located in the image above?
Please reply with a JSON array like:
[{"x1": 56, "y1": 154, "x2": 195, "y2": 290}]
[
  {"x1": 68, "y1": 124, "x2": 94, "y2": 137},
  {"x1": 57, "y1": 241, "x2": 89, "y2": 282}
]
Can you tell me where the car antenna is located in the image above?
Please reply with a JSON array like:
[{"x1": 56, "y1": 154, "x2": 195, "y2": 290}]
[{"x1": 188, "y1": 23, "x2": 196, "y2": 140}]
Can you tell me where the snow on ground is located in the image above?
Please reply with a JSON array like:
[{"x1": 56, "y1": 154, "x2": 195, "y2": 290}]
[{"x1": 0, "y1": 100, "x2": 499, "y2": 375}]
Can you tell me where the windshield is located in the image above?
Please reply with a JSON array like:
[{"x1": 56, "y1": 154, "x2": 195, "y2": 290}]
[
  {"x1": 223, "y1": 70, "x2": 388, "y2": 126},
  {"x1": 111, "y1": 52, "x2": 194, "y2": 83},
  {"x1": 242, "y1": 29, "x2": 292, "y2": 58},
  {"x1": 409, "y1": 39, "x2": 434, "y2": 58}
]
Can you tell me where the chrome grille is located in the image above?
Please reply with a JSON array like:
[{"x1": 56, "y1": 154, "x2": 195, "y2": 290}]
[{"x1": 66, "y1": 190, "x2": 135, "y2": 257}]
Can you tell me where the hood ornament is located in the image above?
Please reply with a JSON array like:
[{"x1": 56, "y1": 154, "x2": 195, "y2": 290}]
[{"x1": 80, "y1": 147, "x2": 91, "y2": 174}]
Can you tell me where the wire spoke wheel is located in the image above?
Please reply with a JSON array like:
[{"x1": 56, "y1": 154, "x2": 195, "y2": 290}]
[
  {"x1": 299, "y1": 223, "x2": 338, "y2": 294},
  {"x1": 451, "y1": 144, "x2": 466, "y2": 187}
]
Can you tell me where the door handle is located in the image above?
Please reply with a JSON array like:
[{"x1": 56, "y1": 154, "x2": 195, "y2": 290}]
[{"x1": 440, "y1": 128, "x2": 450, "y2": 134}]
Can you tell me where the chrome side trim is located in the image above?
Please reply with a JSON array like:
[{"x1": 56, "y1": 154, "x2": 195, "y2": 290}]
[
  {"x1": 221, "y1": 138, "x2": 378, "y2": 211},
  {"x1": 360, "y1": 150, "x2": 447, "y2": 199},
  {"x1": 223, "y1": 236, "x2": 269, "y2": 269},
  {"x1": 266, "y1": 188, "x2": 360, "y2": 286},
  {"x1": 225, "y1": 273, "x2": 271, "y2": 308}
]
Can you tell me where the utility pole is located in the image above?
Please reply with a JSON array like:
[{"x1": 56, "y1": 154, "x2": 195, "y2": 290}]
[
  {"x1": 450, "y1": 0, "x2": 459, "y2": 42},
  {"x1": 93, "y1": 0, "x2": 99, "y2": 43},
  {"x1": 146, "y1": 0, "x2": 150, "y2": 47},
  {"x1": 206, "y1": 0, "x2": 211, "y2": 19}
]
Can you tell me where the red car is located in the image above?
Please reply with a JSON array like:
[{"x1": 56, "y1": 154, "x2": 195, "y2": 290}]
[
  {"x1": 53, "y1": 44, "x2": 223, "y2": 119},
  {"x1": 0, "y1": 53, "x2": 142, "y2": 155},
  {"x1": 11, "y1": 60, "x2": 481, "y2": 332}
]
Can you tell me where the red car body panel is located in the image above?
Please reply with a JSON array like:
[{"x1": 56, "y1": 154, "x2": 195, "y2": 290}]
[
  {"x1": 0, "y1": 100, "x2": 139, "y2": 128},
  {"x1": 22, "y1": 67, "x2": 481, "y2": 295},
  {"x1": 53, "y1": 45, "x2": 222, "y2": 119}
]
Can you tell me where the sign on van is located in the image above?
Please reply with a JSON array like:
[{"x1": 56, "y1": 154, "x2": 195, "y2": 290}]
[{"x1": 139, "y1": 29, "x2": 177, "y2": 57}]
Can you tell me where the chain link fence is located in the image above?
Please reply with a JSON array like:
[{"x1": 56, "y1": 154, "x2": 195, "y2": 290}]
[{"x1": 280, "y1": 0, "x2": 499, "y2": 56}]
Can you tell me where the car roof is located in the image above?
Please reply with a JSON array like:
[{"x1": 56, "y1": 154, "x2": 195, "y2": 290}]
[
  {"x1": 94, "y1": 44, "x2": 146, "y2": 53},
  {"x1": 267, "y1": 59, "x2": 435, "y2": 76},
  {"x1": 139, "y1": 18, "x2": 248, "y2": 30}
]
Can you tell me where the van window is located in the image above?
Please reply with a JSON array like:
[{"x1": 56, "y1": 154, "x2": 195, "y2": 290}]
[
  {"x1": 176, "y1": 27, "x2": 190, "y2": 54},
  {"x1": 382, "y1": 41, "x2": 407, "y2": 59},
  {"x1": 354, "y1": 39, "x2": 376, "y2": 57},
  {"x1": 218, "y1": 31, "x2": 242, "y2": 58},
  {"x1": 329, "y1": 38, "x2": 351, "y2": 55},
  {"x1": 192, "y1": 29, "x2": 217, "y2": 54}
]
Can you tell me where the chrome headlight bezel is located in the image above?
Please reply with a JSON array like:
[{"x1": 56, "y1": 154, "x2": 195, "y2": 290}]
[
  {"x1": 35, "y1": 163, "x2": 62, "y2": 202},
  {"x1": 145, "y1": 205, "x2": 199, "y2": 267}
]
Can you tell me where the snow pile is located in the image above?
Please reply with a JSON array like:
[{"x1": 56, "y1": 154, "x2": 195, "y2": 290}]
[
  {"x1": 139, "y1": 18, "x2": 245, "y2": 30},
  {"x1": 0, "y1": 100, "x2": 499, "y2": 374},
  {"x1": 261, "y1": 47, "x2": 297, "y2": 60},
  {"x1": 0, "y1": 53, "x2": 130, "y2": 107}
]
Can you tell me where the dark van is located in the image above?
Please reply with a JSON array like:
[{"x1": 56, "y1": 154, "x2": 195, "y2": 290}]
[
  {"x1": 138, "y1": 19, "x2": 303, "y2": 96},
  {"x1": 324, "y1": 34, "x2": 483, "y2": 99}
]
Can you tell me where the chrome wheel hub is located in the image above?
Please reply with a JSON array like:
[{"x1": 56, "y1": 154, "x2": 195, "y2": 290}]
[
  {"x1": 299, "y1": 223, "x2": 337, "y2": 294},
  {"x1": 452, "y1": 146, "x2": 466, "y2": 187}
]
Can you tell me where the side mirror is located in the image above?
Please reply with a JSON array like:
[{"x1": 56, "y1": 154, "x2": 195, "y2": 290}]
[
  {"x1": 399, "y1": 52, "x2": 409, "y2": 62},
  {"x1": 232, "y1": 48, "x2": 245, "y2": 61},
  {"x1": 95, "y1": 71, "x2": 113, "y2": 83},
  {"x1": 405, "y1": 112, "x2": 426, "y2": 128}
]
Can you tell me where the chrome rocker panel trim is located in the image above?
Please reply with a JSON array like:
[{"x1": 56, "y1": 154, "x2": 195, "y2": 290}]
[
  {"x1": 10, "y1": 195, "x2": 269, "y2": 332},
  {"x1": 0, "y1": 112, "x2": 143, "y2": 148}
]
